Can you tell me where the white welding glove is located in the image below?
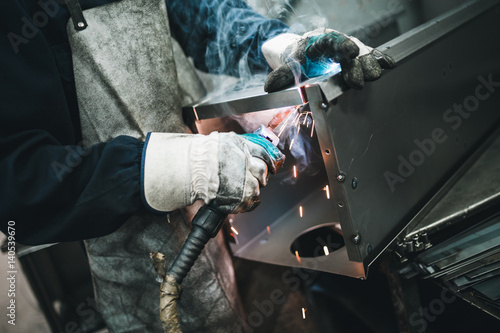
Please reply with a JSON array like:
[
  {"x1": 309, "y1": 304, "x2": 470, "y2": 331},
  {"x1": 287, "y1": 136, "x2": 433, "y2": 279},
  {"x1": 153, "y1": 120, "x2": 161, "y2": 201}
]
[
  {"x1": 142, "y1": 132, "x2": 280, "y2": 214},
  {"x1": 262, "y1": 28, "x2": 395, "y2": 92}
]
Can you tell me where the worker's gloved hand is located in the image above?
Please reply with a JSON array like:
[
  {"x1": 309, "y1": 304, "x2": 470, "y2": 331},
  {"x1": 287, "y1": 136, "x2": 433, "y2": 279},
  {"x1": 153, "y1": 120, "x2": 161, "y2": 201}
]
[
  {"x1": 240, "y1": 133, "x2": 284, "y2": 172},
  {"x1": 142, "y1": 132, "x2": 284, "y2": 215},
  {"x1": 262, "y1": 28, "x2": 395, "y2": 92}
]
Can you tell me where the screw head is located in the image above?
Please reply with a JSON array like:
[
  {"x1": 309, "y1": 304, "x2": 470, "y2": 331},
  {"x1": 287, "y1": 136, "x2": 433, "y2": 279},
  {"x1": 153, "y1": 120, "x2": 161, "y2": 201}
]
[
  {"x1": 321, "y1": 102, "x2": 328, "y2": 110},
  {"x1": 352, "y1": 233, "x2": 361, "y2": 244},
  {"x1": 337, "y1": 174, "x2": 345, "y2": 182},
  {"x1": 77, "y1": 22, "x2": 85, "y2": 28}
]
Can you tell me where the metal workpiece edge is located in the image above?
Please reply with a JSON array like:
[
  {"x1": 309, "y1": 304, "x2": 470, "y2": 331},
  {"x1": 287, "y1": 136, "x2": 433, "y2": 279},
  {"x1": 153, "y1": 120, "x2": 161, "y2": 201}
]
[
  {"x1": 400, "y1": 128, "x2": 500, "y2": 241},
  {"x1": 378, "y1": 0, "x2": 499, "y2": 63},
  {"x1": 183, "y1": 85, "x2": 306, "y2": 126},
  {"x1": 231, "y1": 188, "x2": 366, "y2": 278},
  {"x1": 182, "y1": 0, "x2": 498, "y2": 124},
  {"x1": 320, "y1": 0, "x2": 500, "y2": 105},
  {"x1": 305, "y1": 86, "x2": 363, "y2": 262},
  {"x1": 404, "y1": 131, "x2": 500, "y2": 241}
]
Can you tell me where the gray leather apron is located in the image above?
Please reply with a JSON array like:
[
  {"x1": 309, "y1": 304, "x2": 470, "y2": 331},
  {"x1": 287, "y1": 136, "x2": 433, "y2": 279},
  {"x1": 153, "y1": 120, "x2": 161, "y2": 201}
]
[{"x1": 67, "y1": 0, "x2": 248, "y2": 331}]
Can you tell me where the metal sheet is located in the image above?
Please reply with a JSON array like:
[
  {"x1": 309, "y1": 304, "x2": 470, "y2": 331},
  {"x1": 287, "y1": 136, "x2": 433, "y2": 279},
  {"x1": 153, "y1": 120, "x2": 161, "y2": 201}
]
[
  {"x1": 184, "y1": 85, "x2": 306, "y2": 127},
  {"x1": 454, "y1": 268, "x2": 500, "y2": 287},
  {"x1": 436, "y1": 279, "x2": 500, "y2": 319},
  {"x1": 323, "y1": 0, "x2": 500, "y2": 269},
  {"x1": 435, "y1": 242, "x2": 500, "y2": 271},
  {"x1": 406, "y1": 133, "x2": 500, "y2": 239},
  {"x1": 473, "y1": 277, "x2": 500, "y2": 301},
  {"x1": 231, "y1": 188, "x2": 364, "y2": 278},
  {"x1": 467, "y1": 260, "x2": 500, "y2": 280},
  {"x1": 440, "y1": 252, "x2": 500, "y2": 281},
  {"x1": 183, "y1": 0, "x2": 500, "y2": 278},
  {"x1": 426, "y1": 247, "x2": 500, "y2": 280},
  {"x1": 417, "y1": 217, "x2": 500, "y2": 266}
]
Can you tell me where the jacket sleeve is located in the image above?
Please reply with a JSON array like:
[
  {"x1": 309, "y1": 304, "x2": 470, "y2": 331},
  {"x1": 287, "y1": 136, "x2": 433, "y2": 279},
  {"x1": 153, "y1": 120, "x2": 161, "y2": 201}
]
[
  {"x1": 165, "y1": 0, "x2": 290, "y2": 76},
  {"x1": 0, "y1": 1, "x2": 144, "y2": 245}
]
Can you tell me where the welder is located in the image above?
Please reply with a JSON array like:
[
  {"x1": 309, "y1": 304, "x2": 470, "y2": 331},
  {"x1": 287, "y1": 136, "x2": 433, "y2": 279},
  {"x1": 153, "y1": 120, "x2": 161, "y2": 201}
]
[{"x1": 0, "y1": 0, "x2": 393, "y2": 332}]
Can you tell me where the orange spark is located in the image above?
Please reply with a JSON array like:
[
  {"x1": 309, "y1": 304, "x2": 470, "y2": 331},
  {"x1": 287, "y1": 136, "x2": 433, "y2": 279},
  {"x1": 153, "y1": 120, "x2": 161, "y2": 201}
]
[
  {"x1": 299, "y1": 206, "x2": 303, "y2": 217},
  {"x1": 292, "y1": 112, "x2": 300, "y2": 126},
  {"x1": 295, "y1": 250, "x2": 301, "y2": 264},
  {"x1": 231, "y1": 227, "x2": 239, "y2": 235},
  {"x1": 277, "y1": 111, "x2": 293, "y2": 138},
  {"x1": 268, "y1": 109, "x2": 292, "y2": 130},
  {"x1": 267, "y1": 226, "x2": 271, "y2": 234}
]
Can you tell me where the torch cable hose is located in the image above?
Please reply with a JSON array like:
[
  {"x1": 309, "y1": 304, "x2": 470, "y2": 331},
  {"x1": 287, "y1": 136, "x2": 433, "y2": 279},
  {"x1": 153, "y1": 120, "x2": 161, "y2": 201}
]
[{"x1": 168, "y1": 226, "x2": 211, "y2": 284}]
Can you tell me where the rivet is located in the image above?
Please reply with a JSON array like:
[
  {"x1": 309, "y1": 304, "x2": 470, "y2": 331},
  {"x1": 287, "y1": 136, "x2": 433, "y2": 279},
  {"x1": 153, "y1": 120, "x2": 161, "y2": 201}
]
[{"x1": 352, "y1": 233, "x2": 361, "y2": 244}]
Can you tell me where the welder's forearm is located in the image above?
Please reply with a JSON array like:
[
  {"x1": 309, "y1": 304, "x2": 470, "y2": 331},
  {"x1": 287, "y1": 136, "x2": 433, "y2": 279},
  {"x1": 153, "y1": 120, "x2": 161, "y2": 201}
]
[
  {"x1": 0, "y1": 135, "x2": 144, "y2": 245},
  {"x1": 165, "y1": 0, "x2": 289, "y2": 76}
]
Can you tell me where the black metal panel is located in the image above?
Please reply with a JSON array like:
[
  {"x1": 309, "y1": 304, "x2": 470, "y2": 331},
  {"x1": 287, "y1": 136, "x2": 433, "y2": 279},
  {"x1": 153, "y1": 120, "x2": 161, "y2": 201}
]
[{"x1": 325, "y1": 1, "x2": 500, "y2": 267}]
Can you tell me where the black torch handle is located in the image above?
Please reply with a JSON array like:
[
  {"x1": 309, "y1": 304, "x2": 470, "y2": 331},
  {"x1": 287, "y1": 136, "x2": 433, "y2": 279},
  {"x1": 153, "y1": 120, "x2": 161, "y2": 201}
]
[{"x1": 168, "y1": 204, "x2": 227, "y2": 285}]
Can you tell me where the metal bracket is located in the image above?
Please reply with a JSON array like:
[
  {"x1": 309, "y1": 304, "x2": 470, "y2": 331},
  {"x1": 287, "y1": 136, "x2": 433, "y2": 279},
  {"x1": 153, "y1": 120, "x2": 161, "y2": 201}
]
[{"x1": 395, "y1": 233, "x2": 432, "y2": 262}]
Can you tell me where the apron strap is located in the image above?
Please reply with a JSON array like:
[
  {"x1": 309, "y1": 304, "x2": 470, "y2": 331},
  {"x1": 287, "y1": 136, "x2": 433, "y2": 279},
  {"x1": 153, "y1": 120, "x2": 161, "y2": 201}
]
[{"x1": 65, "y1": 0, "x2": 88, "y2": 31}]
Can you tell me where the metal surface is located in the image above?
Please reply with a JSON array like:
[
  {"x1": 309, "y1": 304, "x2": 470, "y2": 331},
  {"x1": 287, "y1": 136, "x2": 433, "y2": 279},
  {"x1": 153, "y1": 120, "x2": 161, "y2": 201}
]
[
  {"x1": 184, "y1": 0, "x2": 500, "y2": 278},
  {"x1": 467, "y1": 260, "x2": 500, "y2": 280},
  {"x1": 473, "y1": 277, "x2": 500, "y2": 301},
  {"x1": 406, "y1": 133, "x2": 500, "y2": 240},
  {"x1": 418, "y1": 220, "x2": 500, "y2": 267},
  {"x1": 323, "y1": 1, "x2": 500, "y2": 272},
  {"x1": 184, "y1": 85, "x2": 306, "y2": 127},
  {"x1": 436, "y1": 279, "x2": 500, "y2": 320},
  {"x1": 377, "y1": 0, "x2": 496, "y2": 63},
  {"x1": 440, "y1": 252, "x2": 500, "y2": 281}
]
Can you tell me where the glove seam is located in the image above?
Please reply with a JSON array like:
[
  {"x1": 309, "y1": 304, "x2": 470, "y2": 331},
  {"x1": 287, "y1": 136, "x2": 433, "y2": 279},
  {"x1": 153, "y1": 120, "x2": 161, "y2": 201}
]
[
  {"x1": 233, "y1": 142, "x2": 252, "y2": 213},
  {"x1": 191, "y1": 133, "x2": 219, "y2": 205}
]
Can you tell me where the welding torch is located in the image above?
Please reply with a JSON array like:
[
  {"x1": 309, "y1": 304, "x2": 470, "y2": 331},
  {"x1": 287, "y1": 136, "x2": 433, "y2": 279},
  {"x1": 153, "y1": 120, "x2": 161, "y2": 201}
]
[
  {"x1": 151, "y1": 111, "x2": 290, "y2": 333},
  {"x1": 169, "y1": 119, "x2": 285, "y2": 283}
]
